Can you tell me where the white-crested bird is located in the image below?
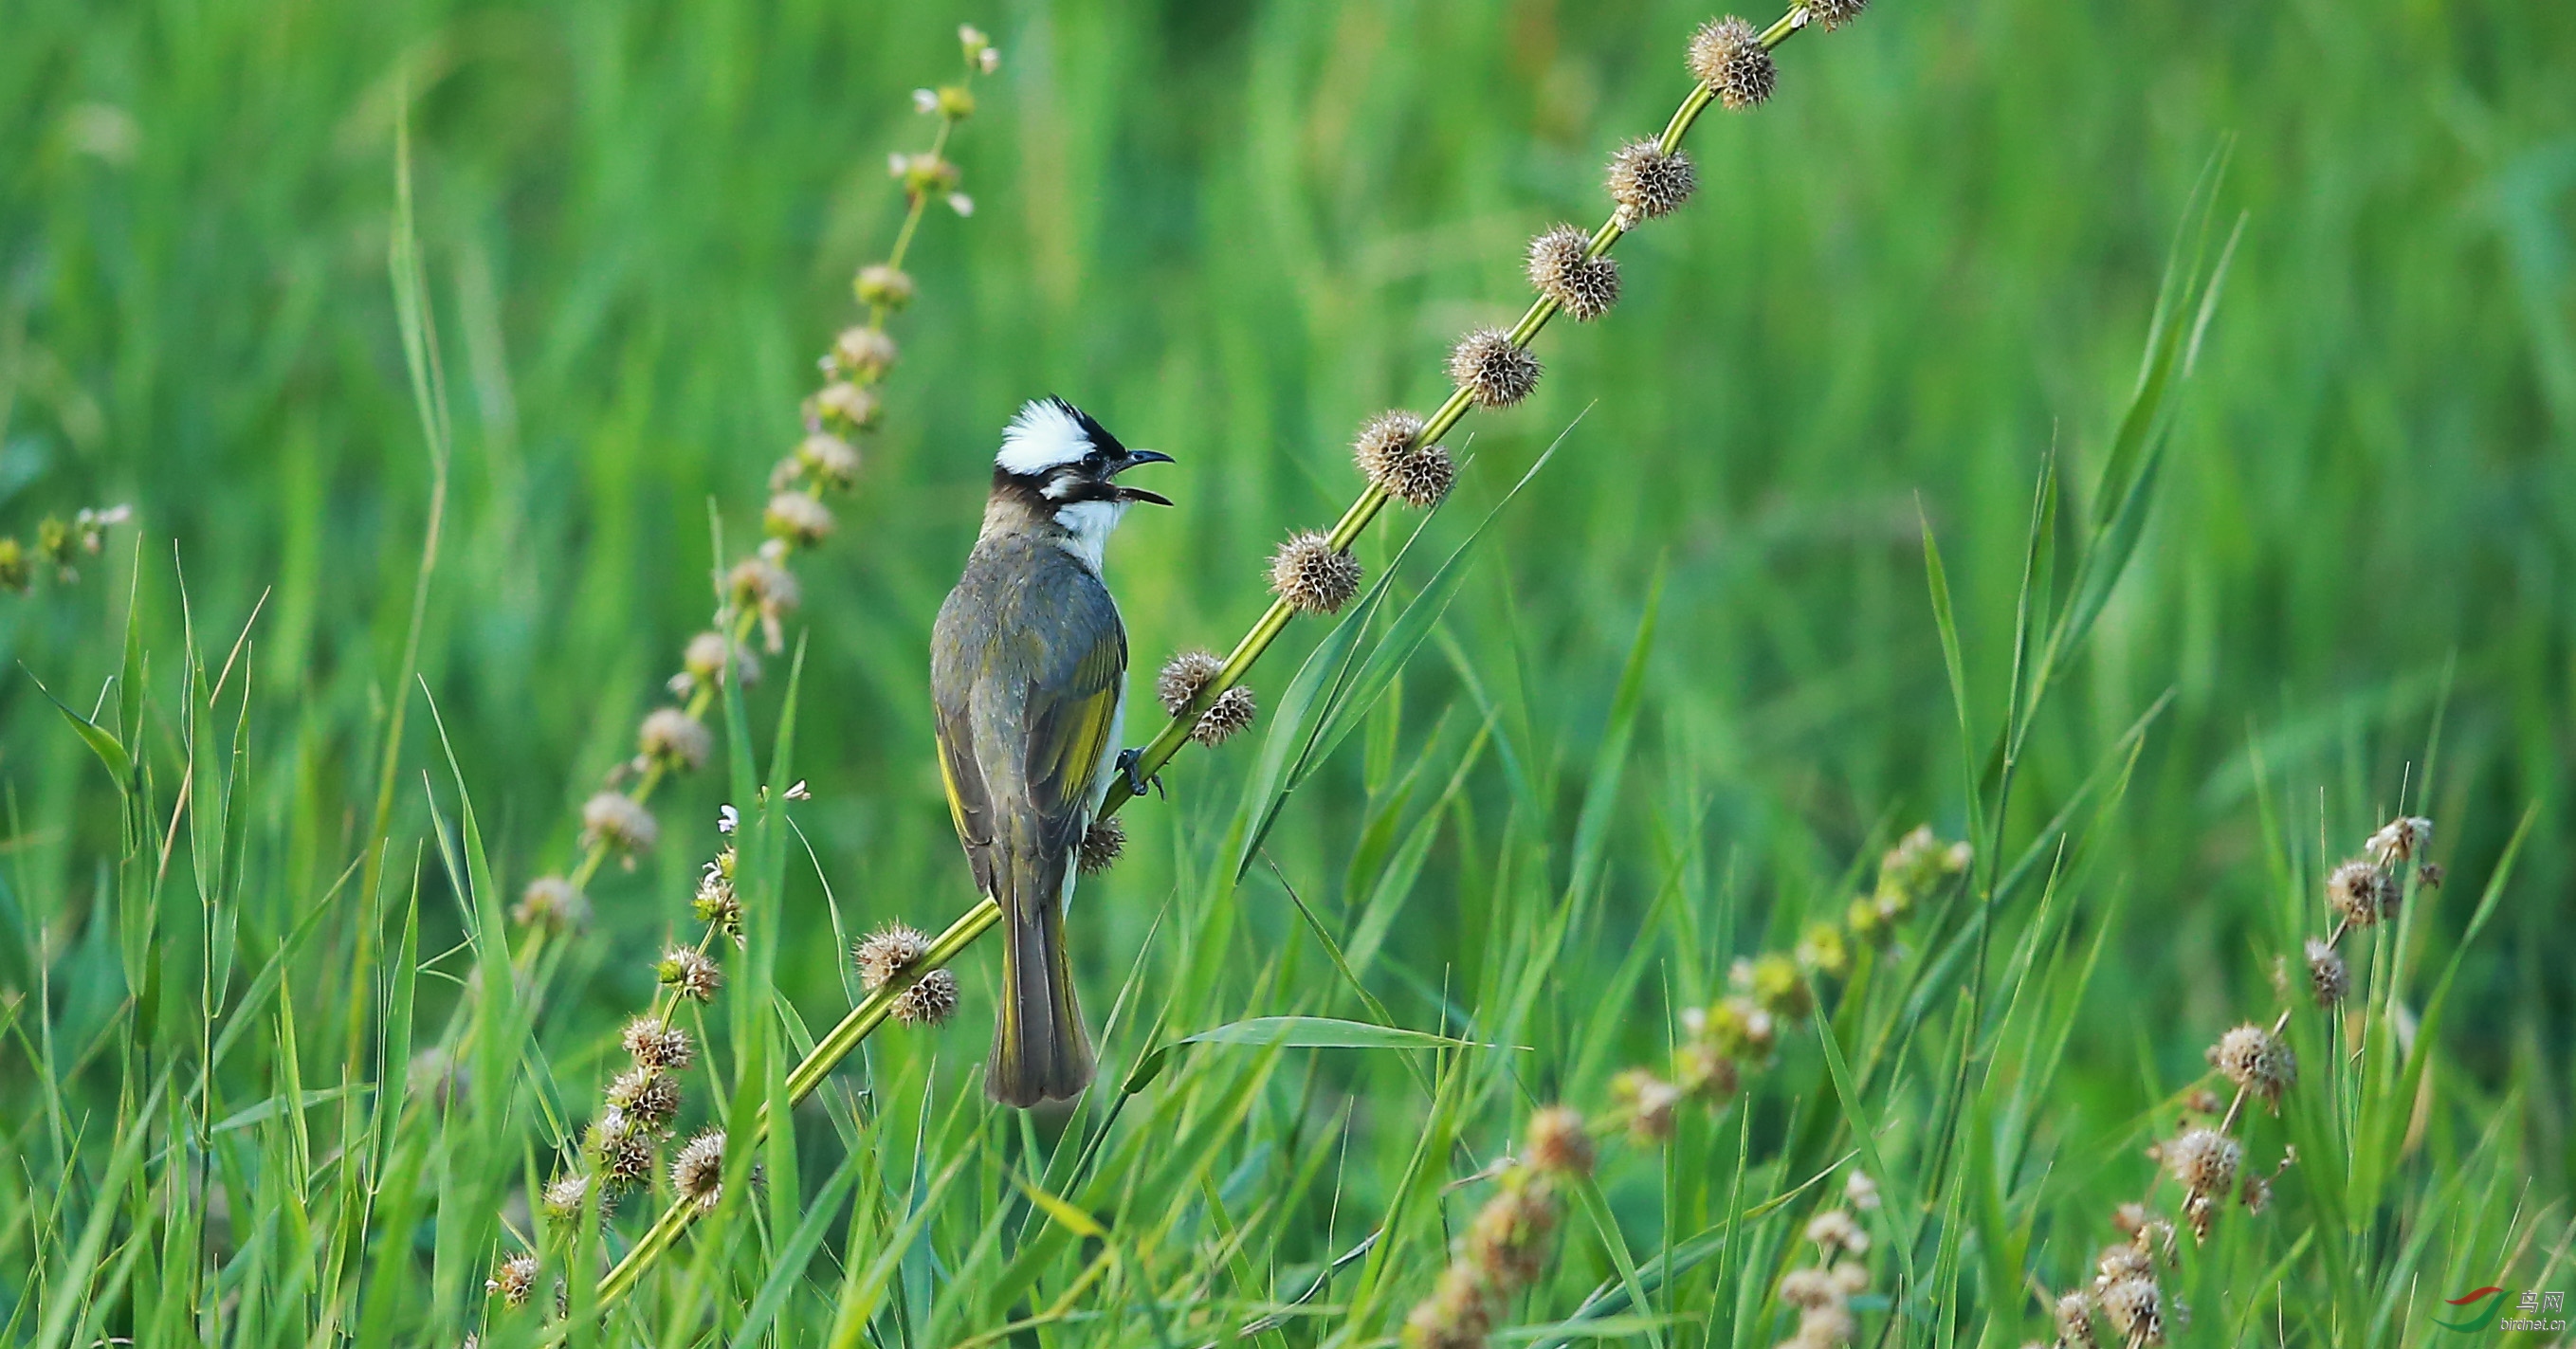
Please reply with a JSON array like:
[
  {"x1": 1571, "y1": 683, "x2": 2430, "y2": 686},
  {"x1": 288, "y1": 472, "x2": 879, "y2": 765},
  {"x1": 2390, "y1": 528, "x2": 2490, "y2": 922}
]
[{"x1": 931, "y1": 396, "x2": 1172, "y2": 1106}]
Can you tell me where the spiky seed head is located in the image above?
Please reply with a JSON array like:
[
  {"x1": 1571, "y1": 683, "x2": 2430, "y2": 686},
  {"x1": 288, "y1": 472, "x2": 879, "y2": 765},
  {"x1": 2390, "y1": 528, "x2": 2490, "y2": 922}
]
[
  {"x1": 1448, "y1": 328, "x2": 1542, "y2": 408},
  {"x1": 1353, "y1": 410, "x2": 1425, "y2": 482},
  {"x1": 694, "y1": 867, "x2": 743, "y2": 938},
  {"x1": 581, "y1": 792, "x2": 659, "y2": 853},
  {"x1": 2055, "y1": 1292, "x2": 2099, "y2": 1349},
  {"x1": 854, "y1": 922, "x2": 932, "y2": 993},
  {"x1": 1400, "y1": 1264, "x2": 1492, "y2": 1349},
  {"x1": 1746, "y1": 952, "x2": 1813, "y2": 1020},
  {"x1": 2326, "y1": 859, "x2": 2392, "y2": 926},
  {"x1": 486, "y1": 1253, "x2": 539, "y2": 1307},
  {"x1": 605, "y1": 1066, "x2": 683, "y2": 1130},
  {"x1": 2163, "y1": 1126, "x2": 2242, "y2": 1196},
  {"x1": 1605, "y1": 139, "x2": 1697, "y2": 225},
  {"x1": 813, "y1": 381, "x2": 879, "y2": 432},
  {"x1": 765, "y1": 491, "x2": 836, "y2": 546},
  {"x1": 2368, "y1": 815, "x2": 2432, "y2": 863},
  {"x1": 1270, "y1": 532, "x2": 1363, "y2": 613},
  {"x1": 1704, "y1": 994, "x2": 1776, "y2": 1060},
  {"x1": 621, "y1": 1015, "x2": 694, "y2": 1070},
  {"x1": 1464, "y1": 1184, "x2": 1558, "y2": 1291},
  {"x1": 1779, "y1": 1267, "x2": 1841, "y2": 1309},
  {"x1": 854, "y1": 264, "x2": 915, "y2": 310},
  {"x1": 1796, "y1": 921, "x2": 1850, "y2": 978},
  {"x1": 2240, "y1": 1172, "x2": 2273, "y2": 1213},
  {"x1": 1830, "y1": 1260, "x2": 1872, "y2": 1295},
  {"x1": 832, "y1": 326, "x2": 899, "y2": 379},
  {"x1": 590, "y1": 1114, "x2": 657, "y2": 1189},
  {"x1": 638, "y1": 708, "x2": 712, "y2": 772},
  {"x1": 2207, "y1": 1022, "x2": 2296, "y2": 1103},
  {"x1": 1798, "y1": 1302, "x2": 1858, "y2": 1346},
  {"x1": 892, "y1": 968, "x2": 961, "y2": 1027},
  {"x1": 795, "y1": 432, "x2": 862, "y2": 489},
  {"x1": 682, "y1": 630, "x2": 760, "y2": 691},
  {"x1": 512, "y1": 876, "x2": 590, "y2": 933},
  {"x1": 1076, "y1": 817, "x2": 1127, "y2": 875},
  {"x1": 657, "y1": 946, "x2": 723, "y2": 1003},
  {"x1": 2094, "y1": 1242, "x2": 2154, "y2": 1285},
  {"x1": 1383, "y1": 441, "x2": 1455, "y2": 509},
  {"x1": 2305, "y1": 938, "x2": 2348, "y2": 1007},
  {"x1": 1844, "y1": 1169, "x2": 1881, "y2": 1212},
  {"x1": 1611, "y1": 1068, "x2": 1681, "y2": 1142},
  {"x1": 1157, "y1": 648, "x2": 1225, "y2": 716},
  {"x1": 672, "y1": 1128, "x2": 728, "y2": 1210},
  {"x1": 2099, "y1": 1276, "x2": 2165, "y2": 1344},
  {"x1": 2183, "y1": 1191, "x2": 2219, "y2": 1239},
  {"x1": 1805, "y1": 1208, "x2": 1870, "y2": 1256},
  {"x1": 1192, "y1": 685, "x2": 1259, "y2": 747},
  {"x1": 1804, "y1": 0, "x2": 1869, "y2": 30},
  {"x1": 1688, "y1": 16, "x2": 1777, "y2": 109},
  {"x1": 1671, "y1": 1040, "x2": 1739, "y2": 1101},
  {"x1": 541, "y1": 1170, "x2": 610, "y2": 1223},
  {"x1": 1523, "y1": 1105, "x2": 1595, "y2": 1178},
  {"x1": 2134, "y1": 1217, "x2": 2178, "y2": 1264},
  {"x1": 1526, "y1": 225, "x2": 1620, "y2": 321}
]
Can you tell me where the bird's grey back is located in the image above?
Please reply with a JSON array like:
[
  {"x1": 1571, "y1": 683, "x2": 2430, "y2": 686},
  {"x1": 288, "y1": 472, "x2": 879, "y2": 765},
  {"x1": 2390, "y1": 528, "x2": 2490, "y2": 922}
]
[{"x1": 931, "y1": 531, "x2": 1124, "y2": 811}]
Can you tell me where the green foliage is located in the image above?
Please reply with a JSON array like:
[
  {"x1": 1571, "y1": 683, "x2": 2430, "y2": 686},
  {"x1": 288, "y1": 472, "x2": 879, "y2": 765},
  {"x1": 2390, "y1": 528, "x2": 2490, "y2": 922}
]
[{"x1": 0, "y1": 0, "x2": 2568, "y2": 1345}]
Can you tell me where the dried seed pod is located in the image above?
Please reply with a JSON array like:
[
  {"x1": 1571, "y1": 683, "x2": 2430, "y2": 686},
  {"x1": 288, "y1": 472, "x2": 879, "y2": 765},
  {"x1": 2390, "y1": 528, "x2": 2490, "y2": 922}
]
[
  {"x1": 1804, "y1": 0, "x2": 1869, "y2": 31},
  {"x1": 2096, "y1": 1277, "x2": 2165, "y2": 1346},
  {"x1": 2306, "y1": 938, "x2": 2348, "y2": 1007},
  {"x1": 604, "y1": 1066, "x2": 682, "y2": 1130},
  {"x1": 1157, "y1": 649, "x2": 1225, "y2": 716},
  {"x1": 1606, "y1": 139, "x2": 1697, "y2": 223},
  {"x1": 764, "y1": 491, "x2": 836, "y2": 545},
  {"x1": 2367, "y1": 815, "x2": 2432, "y2": 863},
  {"x1": 2163, "y1": 1127, "x2": 2242, "y2": 1196},
  {"x1": 485, "y1": 1253, "x2": 539, "y2": 1307},
  {"x1": 1611, "y1": 1068, "x2": 1680, "y2": 1143},
  {"x1": 854, "y1": 264, "x2": 915, "y2": 310},
  {"x1": 1805, "y1": 1208, "x2": 1870, "y2": 1256},
  {"x1": 1526, "y1": 225, "x2": 1620, "y2": 320},
  {"x1": 1523, "y1": 1105, "x2": 1595, "y2": 1179},
  {"x1": 638, "y1": 708, "x2": 712, "y2": 772},
  {"x1": 657, "y1": 946, "x2": 724, "y2": 1003},
  {"x1": 513, "y1": 876, "x2": 590, "y2": 933},
  {"x1": 2326, "y1": 859, "x2": 2392, "y2": 927},
  {"x1": 590, "y1": 1114, "x2": 658, "y2": 1189},
  {"x1": 1687, "y1": 15, "x2": 1777, "y2": 110},
  {"x1": 621, "y1": 1015, "x2": 695, "y2": 1071},
  {"x1": 1192, "y1": 685, "x2": 1258, "y2": 746},
  {"x1": 1270, "y1": 532, "x2": 1363, "y2": 613},
  {"x1": 2207, "y1": 1022, "x2": 2297, "y2": 1103},
  {"x1": 2055, "y1": 1291, "x2": 2099, "y2": 1349},
  {"x1": 581, "y1": 793, "x2": 660, "y2": 854},
  {"x1": 1352, "y1": 410, "x2": 1424, "y2": 483},
  {"x1": 893, "y1": 968, "x2": 961, "y2": 1027},
  {"x1": 1078, "y1": 817, "x2": 1125, "y2": 874},
  {"x1": 832, "y1": 326, "x2": 898, "y2": 378},
  {"x1": 671, "y1": 1128, "x2": 728, "y2": 1210},
  {"x1": 1448, "y1": 328, "x2": 1542, "y2": 408},
  {"x1": 854, "y1": 922, "x2": 932, "y2": 993}
]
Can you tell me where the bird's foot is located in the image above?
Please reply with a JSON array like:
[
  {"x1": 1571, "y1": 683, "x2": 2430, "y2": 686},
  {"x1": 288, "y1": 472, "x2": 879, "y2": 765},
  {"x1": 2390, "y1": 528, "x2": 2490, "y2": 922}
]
[{"x1": 1114, "y1": 748, "x2": 1164, "y2": 798}]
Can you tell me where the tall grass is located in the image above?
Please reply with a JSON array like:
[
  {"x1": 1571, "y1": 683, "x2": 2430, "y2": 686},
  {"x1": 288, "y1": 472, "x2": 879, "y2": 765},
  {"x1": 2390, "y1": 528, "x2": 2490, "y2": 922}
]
[{"x1": 0, "y1": 0, "x2": 2567, "y2": 1345}]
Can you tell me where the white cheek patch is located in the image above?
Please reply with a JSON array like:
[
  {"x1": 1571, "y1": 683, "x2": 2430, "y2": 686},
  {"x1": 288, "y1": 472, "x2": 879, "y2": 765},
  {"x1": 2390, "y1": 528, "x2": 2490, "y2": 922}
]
[
  {"x1": 1052, "y1": 499, "x2": 1129, "y2": 573},
  {"x1": 997, "y1": 398, "x2": 1093, "y2": 475}
]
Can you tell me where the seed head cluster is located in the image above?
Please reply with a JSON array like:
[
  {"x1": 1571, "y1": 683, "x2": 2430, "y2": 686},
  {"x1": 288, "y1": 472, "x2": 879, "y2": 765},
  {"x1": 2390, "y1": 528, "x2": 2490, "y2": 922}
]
[
  {"x1": 2206, "y1": 1022, "x2": 2295, "y2": 1105},
  {"x1": 512, "y1": 876, "x2": 590, "y2": 933},
  {"x1": 485, "y1": 1252, "x2": 539, "y2": 1308},
  {"x1": 581, "y1": 792, "x2": 660, "y2": 856},
  {"x1": 1270, "y1": 532, "x2": 1363, "y2": 613},
  {"x1": 894, "y1": 969, "x2": 962, "y2": 1027},
  {"x1": 1688, "y1": 16, "x2": 1777, "y2": 110},
  {"x1": 1400, "y1": 1107, "x2": 1598, "y2": 1349},
  {"x1": 1352, "y1": 410, "x2": 1454, "y2": 509},
  {"x1": 622, "y1": 1015, "x2": 695, "y2": 1071},
  {"x1": 657, "y1": 946, "x2": 724, "y2": 1003},
  {"x1": 1078, "y1": 817, "x2": 1126, "y2": 875},
  {"x1": 637, "y1": 707, "x2": 712, "y2": 773},
  {"x1": 605, "y1": 1066, "x2": 682, "y2": 1131},
  {"x1": 1156, "y1": 648, "x2": 1261, "y2": 745},
  {"x1": 1526, "y1": 226, "x2": 1620, "y2": 321},
  {"x1": 1770, "y1": 1206, "x2": 1877, "y2": 1346},
  {"x1": 1606, "y1": 139, "x2": 1695, "y2": 225},
  {"x1": 2305, "y1": 937, "x2": 2348, "y2": 1007},
  {"x1": 1448, "y1": 329, "x2": 1542, "y2": 408},
  {"x1": 2326, "y1": 858, "x2": 2394, "y2": 927},
  {"x1": 1803, "y1": 0, "x2": 1870, "y2": 31},
  {"x1": 854, "y1": 922, "x2": 932, "y2": 994},
  {"x1": 671, "y1": 1128, "x2": 729, "y2": 1210},
  {"x1": 765, "y1": 491, "x2": 836, "y2": 545}
]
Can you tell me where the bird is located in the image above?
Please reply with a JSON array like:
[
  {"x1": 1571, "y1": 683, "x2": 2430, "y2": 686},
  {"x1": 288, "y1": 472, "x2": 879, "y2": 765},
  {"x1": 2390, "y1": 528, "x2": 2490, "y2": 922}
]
[{"x1": 930, "y1": 396, "x2": 1173, "y2": 1106}]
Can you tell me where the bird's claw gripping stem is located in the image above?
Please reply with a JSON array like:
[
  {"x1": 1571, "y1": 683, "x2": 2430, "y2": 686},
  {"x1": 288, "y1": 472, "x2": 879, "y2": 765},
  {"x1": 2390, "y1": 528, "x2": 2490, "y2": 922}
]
[{"x1": 1115, "y1": 748, "x2": 1163, "y2": 798}]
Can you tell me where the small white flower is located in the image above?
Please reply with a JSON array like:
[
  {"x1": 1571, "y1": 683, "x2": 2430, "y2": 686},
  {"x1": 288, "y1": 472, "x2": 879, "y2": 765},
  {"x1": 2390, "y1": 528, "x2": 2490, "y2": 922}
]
[
  {"x1": 912, "y1": 88, "x2": 938, "y2": 114},
  {"x1": 946, "y1": 192, "x2": 975, "y2": 217},
  {"x1": 718, "y1": 804, "x2": 740, "y2": 835},
  {"x1": 784, "y1": 779, "x2": 812, "y2": 801},
  {"x1": 978, "y1": 46, "x2": 1000, "y2": 74},
  {"x1": 887, "y1": 152, "x2": 909, "y2": 178}
]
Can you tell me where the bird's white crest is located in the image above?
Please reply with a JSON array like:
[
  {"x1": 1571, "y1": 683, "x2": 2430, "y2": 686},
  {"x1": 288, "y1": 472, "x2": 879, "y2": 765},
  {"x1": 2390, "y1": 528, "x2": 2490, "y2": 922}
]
[{"x1": 996, "y1": 398, "x2": 1093, "y2": 476}]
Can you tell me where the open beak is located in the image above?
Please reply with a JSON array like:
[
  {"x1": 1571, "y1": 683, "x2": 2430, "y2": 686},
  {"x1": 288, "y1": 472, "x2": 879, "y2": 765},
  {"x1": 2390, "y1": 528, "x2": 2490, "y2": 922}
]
[{"x1": 1111, "y1": 448, "x2": 1176, "y2": 506}]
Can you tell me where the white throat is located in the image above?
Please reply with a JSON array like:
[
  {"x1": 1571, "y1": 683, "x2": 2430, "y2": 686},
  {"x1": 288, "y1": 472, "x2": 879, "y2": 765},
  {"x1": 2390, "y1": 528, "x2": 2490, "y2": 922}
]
[{"x1": 1053, "y1": 499, "x2": 1129, "y2": 573}]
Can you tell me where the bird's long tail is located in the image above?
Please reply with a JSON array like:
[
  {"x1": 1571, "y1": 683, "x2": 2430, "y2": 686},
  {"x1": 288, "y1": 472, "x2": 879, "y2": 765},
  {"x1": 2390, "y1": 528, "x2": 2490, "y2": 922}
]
[{"x1": 987, "y1": 846, "x2": 1093, "y2": 1106}]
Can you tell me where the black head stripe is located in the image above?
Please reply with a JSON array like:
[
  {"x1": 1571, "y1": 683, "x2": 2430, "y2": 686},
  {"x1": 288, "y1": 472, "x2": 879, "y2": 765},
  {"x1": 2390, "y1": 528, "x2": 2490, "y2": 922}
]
[{"x1": 1047, "y1": 394, "x2": 1127, "y2": 461}]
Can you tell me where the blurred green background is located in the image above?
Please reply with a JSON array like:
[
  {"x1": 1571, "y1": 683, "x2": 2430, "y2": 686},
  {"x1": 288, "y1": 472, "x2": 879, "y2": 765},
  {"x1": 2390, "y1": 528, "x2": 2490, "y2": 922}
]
[{"x1": 3, "y1": 0, "x2": 2570, "y2": 1213}]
